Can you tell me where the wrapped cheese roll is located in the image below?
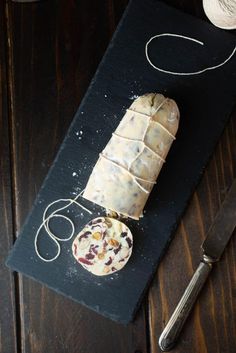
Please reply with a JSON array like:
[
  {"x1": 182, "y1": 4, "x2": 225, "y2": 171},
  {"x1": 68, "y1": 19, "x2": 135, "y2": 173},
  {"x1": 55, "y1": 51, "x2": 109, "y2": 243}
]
[{"x1": 83, "y1": 93, "x2": 180, "y2": 220}]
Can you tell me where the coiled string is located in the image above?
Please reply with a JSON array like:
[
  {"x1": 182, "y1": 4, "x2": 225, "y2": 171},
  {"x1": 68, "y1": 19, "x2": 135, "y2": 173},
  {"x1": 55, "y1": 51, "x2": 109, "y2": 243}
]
[
  {"x1": 34, "y1": 190, "x2": 92, "y2": 262},
  {"x1": 145, "y1": 33, "x2": 236, "y2": 75}
]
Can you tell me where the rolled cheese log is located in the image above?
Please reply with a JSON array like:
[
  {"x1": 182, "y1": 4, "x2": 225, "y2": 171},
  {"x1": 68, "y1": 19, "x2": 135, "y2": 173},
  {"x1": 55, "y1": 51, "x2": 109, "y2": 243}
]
[{"x1": 83, "y1": 93, "x2": 180, "y2": 220}]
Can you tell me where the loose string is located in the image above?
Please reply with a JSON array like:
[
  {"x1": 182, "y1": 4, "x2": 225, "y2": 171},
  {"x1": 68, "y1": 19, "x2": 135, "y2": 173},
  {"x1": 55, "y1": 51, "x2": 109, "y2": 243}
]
[
  {"x1": 145, "y1": 33, "x2": 236, "y2": 76},
  {"x1": 34, "y1": 189, "x2": 92, "y2": 262}
]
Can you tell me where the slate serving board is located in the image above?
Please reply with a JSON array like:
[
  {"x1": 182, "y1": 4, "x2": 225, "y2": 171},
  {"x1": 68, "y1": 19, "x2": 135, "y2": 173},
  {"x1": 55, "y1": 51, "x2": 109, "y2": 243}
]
[{"x1": 6, "y1": 0, "x2": 236, "y2": 324}]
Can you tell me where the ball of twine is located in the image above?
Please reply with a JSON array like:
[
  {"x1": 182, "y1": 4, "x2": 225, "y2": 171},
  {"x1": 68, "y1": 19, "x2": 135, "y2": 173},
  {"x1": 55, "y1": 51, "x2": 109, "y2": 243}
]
[{"x1": 203, "y1": 0, "x2": 236, "y2": 29}]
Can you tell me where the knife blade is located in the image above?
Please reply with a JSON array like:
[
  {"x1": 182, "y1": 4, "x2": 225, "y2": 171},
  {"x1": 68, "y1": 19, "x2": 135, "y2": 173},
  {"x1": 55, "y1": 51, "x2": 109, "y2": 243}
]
[
  {"x1": 159, "y1": 179, "x2": 236, "y2": 351},
  {"x1": 202, "y1": 179, "x2": 236, "y2": 262}
]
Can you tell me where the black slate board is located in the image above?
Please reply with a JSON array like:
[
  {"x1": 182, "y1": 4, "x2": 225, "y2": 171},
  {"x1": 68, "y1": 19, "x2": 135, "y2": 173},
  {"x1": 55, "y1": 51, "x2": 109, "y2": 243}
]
[{"x1": 6, "y1": 0, "x2": 236, "y2": 323}]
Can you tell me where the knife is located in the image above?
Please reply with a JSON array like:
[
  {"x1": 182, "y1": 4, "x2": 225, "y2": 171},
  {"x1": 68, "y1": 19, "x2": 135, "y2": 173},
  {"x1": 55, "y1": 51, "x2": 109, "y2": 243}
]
[{"x1": 159, "y1": 179, "x2": 236, "y2": 351}]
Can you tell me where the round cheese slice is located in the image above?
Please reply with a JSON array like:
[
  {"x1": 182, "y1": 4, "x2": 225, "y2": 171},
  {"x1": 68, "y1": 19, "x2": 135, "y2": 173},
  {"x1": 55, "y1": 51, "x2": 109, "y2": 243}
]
[{"x1": 72, "y1": 217, "x2": 133, "y2": 276}]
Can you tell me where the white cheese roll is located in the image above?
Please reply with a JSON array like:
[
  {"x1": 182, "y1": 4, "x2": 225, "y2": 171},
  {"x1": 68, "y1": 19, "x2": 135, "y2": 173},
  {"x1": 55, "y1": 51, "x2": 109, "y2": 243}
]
[{"x1": 83, "y1": 93, "x2": 180, "y2": 219}]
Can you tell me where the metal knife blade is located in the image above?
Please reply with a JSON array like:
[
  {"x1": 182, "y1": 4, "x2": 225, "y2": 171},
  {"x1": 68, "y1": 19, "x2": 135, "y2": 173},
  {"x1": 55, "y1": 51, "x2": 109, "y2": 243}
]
[
  {"x1": 201, "y1": 178, "x2": 236, "y2": 262},
  {"x1": 159, "y1": 178, "x2": 236, "y2": 351}
]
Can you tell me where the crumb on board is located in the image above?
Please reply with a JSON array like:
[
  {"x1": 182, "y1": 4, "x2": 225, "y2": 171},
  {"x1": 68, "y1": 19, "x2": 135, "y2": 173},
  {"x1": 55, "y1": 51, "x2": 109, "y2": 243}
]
[
  {"x1": 129, "y1": 94, "x2": 139, "y2": 100},
  {"x1": 66, "y1": 266, "x2": 78, "y2": 278}
]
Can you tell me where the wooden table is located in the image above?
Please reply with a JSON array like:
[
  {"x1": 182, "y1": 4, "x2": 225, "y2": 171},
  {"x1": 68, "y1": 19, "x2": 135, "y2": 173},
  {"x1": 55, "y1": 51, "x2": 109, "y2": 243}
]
[{"x1": 1, "y1": 1, "x2": 236, "y2": 352}]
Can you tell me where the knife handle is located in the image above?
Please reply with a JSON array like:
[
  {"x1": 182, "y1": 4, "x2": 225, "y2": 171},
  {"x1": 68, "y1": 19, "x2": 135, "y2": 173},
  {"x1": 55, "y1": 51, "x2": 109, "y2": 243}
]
[{"x1": 158, "y1": 260, "x2": 212, "y2": 351}]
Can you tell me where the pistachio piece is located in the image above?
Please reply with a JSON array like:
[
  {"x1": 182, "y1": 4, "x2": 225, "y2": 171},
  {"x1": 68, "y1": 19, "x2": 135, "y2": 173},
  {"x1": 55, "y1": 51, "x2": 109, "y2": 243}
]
[
  {"x1": 98, "y1": 252, "x2": 105, "y2": 260},
  {"x1": 104, "y1": 218, "x2": 112, "y2": 228},
  {"x1": 109, "y1": 238, "x2": 120, "y2": 247},
  {"x1": 106, "y1": 210, "x2": 118, "y2": 218},
  {"x1": 92, "y1": 232, "x2": 102, "y2": 240},
  {"x1": 103, "y1": 266, "x2": 110, "y2": 274}
]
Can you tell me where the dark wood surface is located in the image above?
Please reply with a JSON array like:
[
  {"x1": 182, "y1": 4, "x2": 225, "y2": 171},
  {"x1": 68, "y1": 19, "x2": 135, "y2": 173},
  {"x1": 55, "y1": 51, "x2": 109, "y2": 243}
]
[
  {"x1": 1, "y1": 1, "x2": 235, "y2": 352},
  {"x1": 0, "y1": 2, "x2": 17, "y2": 352}
]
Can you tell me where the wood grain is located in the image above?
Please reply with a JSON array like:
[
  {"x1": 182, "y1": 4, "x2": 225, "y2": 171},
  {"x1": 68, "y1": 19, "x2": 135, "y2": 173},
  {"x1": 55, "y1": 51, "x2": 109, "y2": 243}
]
[
  {"x1": 6, "y1": 1, "x2": 147, "y2": 353},
  {"x1": 148, "y1": 110, "x2": 236, "y2": 353},
  {"x1": 0, "y1": 2, "x2": 17, "y2": 353}
]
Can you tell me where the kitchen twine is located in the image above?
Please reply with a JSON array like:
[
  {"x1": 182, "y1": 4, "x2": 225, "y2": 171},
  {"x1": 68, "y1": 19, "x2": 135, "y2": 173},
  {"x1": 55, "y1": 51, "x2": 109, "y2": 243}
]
[
  {"x1": 203, "y1": 0, "x2": 236, "y2": 29},
  {"x1": 34, "y1": 190, "x2": 93, "y2": 262},
  {"x1": 99, "y1": 97, "x2": 174, "y2": 194},
  {"x1": 35, "y1": 32, "x2": 235, "y2": 262},
  {"x1": 145, "y1": 33, "x2": 236, "y2": 75}
]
